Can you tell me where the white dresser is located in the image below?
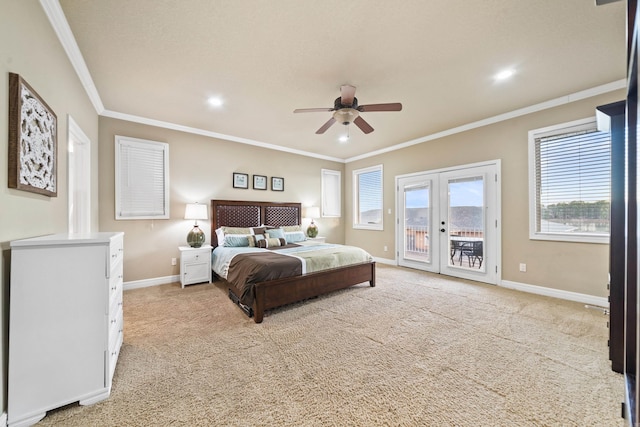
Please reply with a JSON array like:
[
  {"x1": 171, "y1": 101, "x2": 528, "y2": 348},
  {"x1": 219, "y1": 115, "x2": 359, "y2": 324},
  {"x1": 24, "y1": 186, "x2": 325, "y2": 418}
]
[{"x1": 8, "y1": 232, "x2": 124, "y2": 427}]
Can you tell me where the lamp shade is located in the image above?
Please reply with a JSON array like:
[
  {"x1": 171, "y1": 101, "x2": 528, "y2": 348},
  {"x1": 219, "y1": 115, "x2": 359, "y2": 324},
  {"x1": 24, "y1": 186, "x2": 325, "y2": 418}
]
[
  {"x1": 184, "y1": 203, "x2": 208, "y2": 220},
  {"x1": 303, "y1": 206, "x2": 320, "y2": 219}
]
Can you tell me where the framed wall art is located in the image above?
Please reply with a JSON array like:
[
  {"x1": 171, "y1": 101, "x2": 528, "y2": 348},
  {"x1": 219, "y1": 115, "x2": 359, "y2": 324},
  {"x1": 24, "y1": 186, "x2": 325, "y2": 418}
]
[
  {"x1": 8, "y1": 73, "x2": 58, "y2": 197},
  {"x1": 271, "y1": 176, "x2": 284, "y2": 191},
  {"x1": 233, "y1": 172, "x2": 249, "y2": 189},
  {"x1": 253, "y1": 174, "x2": 267, "y2": 190}
]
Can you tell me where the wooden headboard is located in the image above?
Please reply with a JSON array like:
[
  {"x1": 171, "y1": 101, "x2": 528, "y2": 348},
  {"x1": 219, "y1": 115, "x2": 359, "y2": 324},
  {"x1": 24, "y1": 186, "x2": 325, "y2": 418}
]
[{"x1": 210, "y1": 200, "x2": 301, "y2": 247}]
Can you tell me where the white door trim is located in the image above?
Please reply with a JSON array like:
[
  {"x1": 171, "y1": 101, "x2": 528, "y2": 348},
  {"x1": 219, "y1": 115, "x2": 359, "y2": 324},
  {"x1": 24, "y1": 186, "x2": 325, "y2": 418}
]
[
  {"x1": 395, "y1": 159, "x2": 502, "y2": 285},
  {"x1": 67, "y1": 115, "x2": 91, "y2": 234}
]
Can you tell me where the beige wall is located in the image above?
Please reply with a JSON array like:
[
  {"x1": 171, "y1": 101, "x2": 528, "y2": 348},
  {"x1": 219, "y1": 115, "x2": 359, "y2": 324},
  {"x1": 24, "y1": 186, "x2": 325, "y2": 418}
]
[
  {"x1": 98, "y1": 117, "x2": 345, "y2": 282},
  {"x1": 1, "y1": 0, "x2": 100, "y2": 416},
  {"x1": 345, "y1": 90, "x2": 624, "y2": 298},
  {"x1": 0, "y1": 2, "x2": 624, "y2": 420}
]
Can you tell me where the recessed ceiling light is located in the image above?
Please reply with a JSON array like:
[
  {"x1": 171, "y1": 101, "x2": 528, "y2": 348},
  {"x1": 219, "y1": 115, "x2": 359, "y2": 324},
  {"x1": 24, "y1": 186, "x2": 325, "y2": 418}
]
[
  {"x1": 207, "y1": 96, "x2": 224, "y2": 107},
  {"x1": 494, "y1": 69, "x2": 515, "y2": 81}
]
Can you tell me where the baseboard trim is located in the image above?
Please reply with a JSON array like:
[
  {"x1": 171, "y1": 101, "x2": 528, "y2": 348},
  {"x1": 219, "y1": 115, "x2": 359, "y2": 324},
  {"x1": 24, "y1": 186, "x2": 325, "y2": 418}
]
[
  {"x1": 500, "y1": 279, "x2": 608, "y2": 308},
  {"x1": 372, "y1": 257, "x2": 396, "y2": 266},
  {"x1": 122, "y1": 271, "x2": 607, "y2": 310},
  {"x1": 124, "y1": 275, "x2": 179, "y2": 291}
]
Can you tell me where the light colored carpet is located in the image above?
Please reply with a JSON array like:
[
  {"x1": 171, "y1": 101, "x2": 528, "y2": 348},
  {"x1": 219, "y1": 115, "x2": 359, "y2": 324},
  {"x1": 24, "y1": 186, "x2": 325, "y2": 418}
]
[{"x1": 39, "y1": 265, "x2": 623, "y2": 426}]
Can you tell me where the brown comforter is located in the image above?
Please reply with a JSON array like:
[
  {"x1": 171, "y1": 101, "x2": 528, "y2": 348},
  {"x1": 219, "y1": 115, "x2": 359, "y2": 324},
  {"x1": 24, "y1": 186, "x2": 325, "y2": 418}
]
[{"x1": 227, "y1": 250, "x2": 303, "y2": 305}]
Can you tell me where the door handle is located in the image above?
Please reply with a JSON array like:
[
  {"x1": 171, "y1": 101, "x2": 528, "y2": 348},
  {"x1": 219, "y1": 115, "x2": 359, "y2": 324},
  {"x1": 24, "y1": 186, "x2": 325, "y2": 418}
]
[{"x1": 440, "y1": 228, "x2": 446, "y2": 232}]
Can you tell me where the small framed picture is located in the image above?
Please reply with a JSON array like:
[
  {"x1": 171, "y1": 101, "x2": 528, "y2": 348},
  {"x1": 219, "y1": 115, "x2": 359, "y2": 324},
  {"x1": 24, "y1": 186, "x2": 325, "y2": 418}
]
[
  {"x1": 233, "y1": 172, "x2": 249, "y2": 189},
  {"x1": 271, "y1": 176, "x2": 284, "y2": 191},
  {"x1": 253, "y1": 174, "x2": 267, "y2": 190}
]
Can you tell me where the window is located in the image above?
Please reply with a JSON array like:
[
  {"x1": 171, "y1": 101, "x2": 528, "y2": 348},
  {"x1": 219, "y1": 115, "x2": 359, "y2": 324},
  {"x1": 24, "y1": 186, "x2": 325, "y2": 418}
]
[
  {"x1": 321, "y1": 169, "x2": 341, "y2": 217},
  {"x1": 528, "y1": 117, "x2": 611, "y2": 243},
  {"x1": 353, "y1": 165, "x2": 383, "y2": 230},
  {"x1": 115, "y1": 135, "x2": 169, "y2": 220}
]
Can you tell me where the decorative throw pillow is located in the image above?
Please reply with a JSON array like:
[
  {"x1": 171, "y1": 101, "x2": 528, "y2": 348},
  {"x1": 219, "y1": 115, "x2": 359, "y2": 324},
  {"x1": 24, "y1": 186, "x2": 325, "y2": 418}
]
[
  {"x1": 248, "y1": 233, "x2": 266, "y2": 247},
  {"x1": 223, "y1": 234, "x2": 250, "y2": 247},
  {"x1": 266, "y1": 228, "x2": 285, "y2": 240},
  {"x1": 282, "y1": 225, "x2": 302, "y2": 232},
  {"x1": 251, "y1": 227, "x2": 267, "y2": 236},
  {"x1": 257, "y1": 237, "x2": 285, "y2": 248},
  {"x1": 222, "y1": 226, "x2": 251, "y2": 235},
  {"x1": 284, "y1": 231, "x2": 306, "y2": 243}
]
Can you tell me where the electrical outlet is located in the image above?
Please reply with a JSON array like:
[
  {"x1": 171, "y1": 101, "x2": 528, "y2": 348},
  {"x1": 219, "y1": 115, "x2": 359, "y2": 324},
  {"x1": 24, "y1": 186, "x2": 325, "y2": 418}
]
[
  {"x1": 384, "y1": 245, "x2": 388, "y2": 252},
  {"x1": 519, "y1": 263, "x2": 526, "y2": 272},
  {"x1": 171, "y1": 258, "x2": 177, "y2": 266}
]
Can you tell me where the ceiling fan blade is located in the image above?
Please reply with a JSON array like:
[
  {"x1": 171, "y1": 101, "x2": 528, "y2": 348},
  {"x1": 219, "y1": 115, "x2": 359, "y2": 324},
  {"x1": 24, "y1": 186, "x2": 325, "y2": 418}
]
[
  {"x1": 294, "y1": 107, "x2": 334, "y2": 113},
  {"x1": 353, "y1": 116, "x2": 374, "y2": 134},
  {"x1": 358, "y1": 103, "x2": 403, "y2": 112},
  {"x1": 340, "y1": 84, "x2": 356, "y2": 106},
  {"x1": 316, "y1": 117, "x2": 336, "y2": 134}
]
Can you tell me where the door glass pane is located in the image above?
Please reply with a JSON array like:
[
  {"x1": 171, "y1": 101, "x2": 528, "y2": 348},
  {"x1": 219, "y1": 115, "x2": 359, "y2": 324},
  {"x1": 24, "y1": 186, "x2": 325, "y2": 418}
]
[
  {"x1": 448, "y1": 176, "x2": 485, "y2": 271},
  {"x1": 404, "y1": 184, "x2": 430, "y2": 262}
]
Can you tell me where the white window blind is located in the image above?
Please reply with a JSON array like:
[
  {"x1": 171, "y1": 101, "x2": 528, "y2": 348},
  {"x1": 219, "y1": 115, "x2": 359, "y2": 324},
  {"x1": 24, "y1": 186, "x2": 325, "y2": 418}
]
[
  {"x1": 321, "y1": 169, "x2": 341, "y2": 217},
  {"x1": 115, "y1": 136, "x2": 169, "y2": 220},
  {"x1": 529, "y1": 118, "x2": 610, "y2": 243},
  {"x1": 353, "y1": 165, "x2": 383, "y2": 230}
]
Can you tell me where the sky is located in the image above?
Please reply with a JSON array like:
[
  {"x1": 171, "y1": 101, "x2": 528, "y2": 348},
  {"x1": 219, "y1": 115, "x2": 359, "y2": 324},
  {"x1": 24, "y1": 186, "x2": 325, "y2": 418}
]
[{"x1": 405, "y1": 178, "x2": 484, "y2": 208}]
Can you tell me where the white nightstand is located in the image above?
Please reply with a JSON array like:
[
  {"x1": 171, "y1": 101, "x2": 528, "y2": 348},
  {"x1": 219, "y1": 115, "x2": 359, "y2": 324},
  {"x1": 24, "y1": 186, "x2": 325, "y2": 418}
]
[
  {"x1": 179, "y1": 245, "x2": 212, "y2": 288},
  {"x1": 307, "y1": 237, "x2": 326, "y2": 243}
]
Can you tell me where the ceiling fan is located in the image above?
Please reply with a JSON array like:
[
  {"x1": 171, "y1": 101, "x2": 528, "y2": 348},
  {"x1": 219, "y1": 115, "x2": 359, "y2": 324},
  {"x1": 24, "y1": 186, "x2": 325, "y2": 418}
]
[{"x1": 294, "y1": 84, "x2": 402, "y2": 135}]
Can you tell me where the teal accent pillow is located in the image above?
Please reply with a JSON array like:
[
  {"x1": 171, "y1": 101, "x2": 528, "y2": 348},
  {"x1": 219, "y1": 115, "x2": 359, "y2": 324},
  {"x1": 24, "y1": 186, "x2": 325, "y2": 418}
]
[
  {"x1": 284, "y1": 231, "x2": 306, "y2": 243},
  {"x1": 223, "y1": 234, "x2": 250, "y2": 247},
  {"x1": 266, "y1": 228, "x2": 285, "y2": 240}
]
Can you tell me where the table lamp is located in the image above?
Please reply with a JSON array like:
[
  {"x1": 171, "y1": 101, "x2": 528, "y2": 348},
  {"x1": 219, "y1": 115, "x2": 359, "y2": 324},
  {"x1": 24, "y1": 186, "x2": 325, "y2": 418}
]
[
  {"x1": 303, "y1": 206, "x2": 320, "y2": 238},
  {"x1": 184, "y1": 202, "x2": 208, "y2": 247}
]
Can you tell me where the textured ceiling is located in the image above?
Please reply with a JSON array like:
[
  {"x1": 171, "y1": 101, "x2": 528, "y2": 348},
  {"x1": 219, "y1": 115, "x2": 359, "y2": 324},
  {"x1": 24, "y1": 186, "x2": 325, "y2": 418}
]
[{"x1": 58, "y1": 0, "x2": 626, "y2": 161}]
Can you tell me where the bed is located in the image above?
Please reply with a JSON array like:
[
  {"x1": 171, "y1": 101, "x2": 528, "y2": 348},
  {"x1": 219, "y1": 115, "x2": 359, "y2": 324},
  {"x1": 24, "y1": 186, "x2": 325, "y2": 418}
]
[{"x1": 210, "y1": 199, "x2": 376, "y2": 323}]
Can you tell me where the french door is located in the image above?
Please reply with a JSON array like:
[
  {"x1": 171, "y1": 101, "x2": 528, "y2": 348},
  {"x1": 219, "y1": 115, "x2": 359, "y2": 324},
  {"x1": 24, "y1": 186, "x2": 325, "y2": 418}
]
[{"x1": 397, "y1": 162, "x2": 499, "y2": 284}]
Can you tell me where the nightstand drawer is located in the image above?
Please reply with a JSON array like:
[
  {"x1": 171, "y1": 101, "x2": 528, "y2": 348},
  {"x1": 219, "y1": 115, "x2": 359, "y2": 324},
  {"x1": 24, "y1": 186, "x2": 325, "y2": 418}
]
[{"x1": 181, "y1": 249, "x2": 209, "y2": 264}]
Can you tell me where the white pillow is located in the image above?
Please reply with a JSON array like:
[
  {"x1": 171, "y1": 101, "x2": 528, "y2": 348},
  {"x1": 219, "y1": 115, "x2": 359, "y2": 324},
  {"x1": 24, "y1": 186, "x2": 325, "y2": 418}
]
[{"x1": 215, "y1": 227, "x2": 225, "y2": 246}]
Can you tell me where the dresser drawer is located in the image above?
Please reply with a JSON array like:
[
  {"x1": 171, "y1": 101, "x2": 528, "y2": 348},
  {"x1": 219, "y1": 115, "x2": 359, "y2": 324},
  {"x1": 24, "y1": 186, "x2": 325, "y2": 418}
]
[
  {"x1": 108, "y1": 329, "x2": 123, "y2": 383},
  {"x1": 108, "y1": 265, "x2": 123, "y2": 302},
  {"x1": 108, "y1": 304, "x2": 123, "y2": 349},
  {"x1": 109, "y1": 235, "x2": 124, "y2": 271}
]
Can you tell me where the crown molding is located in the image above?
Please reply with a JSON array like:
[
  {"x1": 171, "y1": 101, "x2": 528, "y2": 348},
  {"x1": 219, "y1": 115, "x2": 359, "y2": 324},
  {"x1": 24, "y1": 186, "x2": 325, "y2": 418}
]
[
  {"x1": 40, "y1": 0, "x2": 105, "y2": 114},
  {"x1": 344, "y1": 79, "x2": 626, "y2": 163},
  {"x1": 101, "y1": 110, "x2": 345, "y2": 163}
]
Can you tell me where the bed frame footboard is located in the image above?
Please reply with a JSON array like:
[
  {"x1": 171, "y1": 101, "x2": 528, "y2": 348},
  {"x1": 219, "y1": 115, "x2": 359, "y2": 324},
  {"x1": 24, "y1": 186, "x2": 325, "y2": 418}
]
[{"x1": 252, "y1": 261, "x2": 375, "y2": 323}]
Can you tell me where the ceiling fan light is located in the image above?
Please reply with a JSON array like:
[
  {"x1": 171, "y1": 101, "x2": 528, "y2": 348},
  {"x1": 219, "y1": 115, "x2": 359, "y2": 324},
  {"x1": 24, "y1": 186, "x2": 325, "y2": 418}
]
[{"x1": 332, "y1": 108, "x2": 359, "y2": 125}]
